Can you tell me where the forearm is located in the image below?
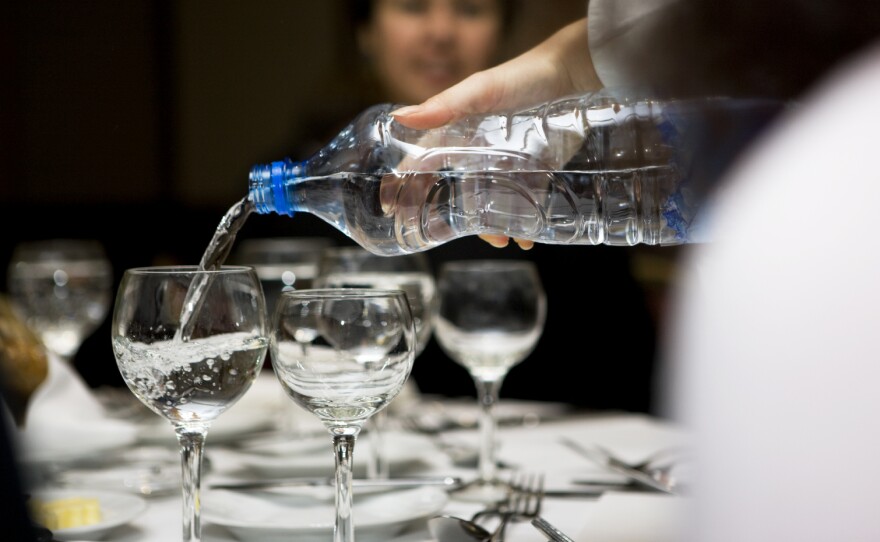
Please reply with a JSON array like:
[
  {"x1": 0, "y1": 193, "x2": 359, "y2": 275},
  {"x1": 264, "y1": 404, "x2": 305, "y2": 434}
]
[{"x1": 520, "y1": 17, "x2": 602, "y2": 97}]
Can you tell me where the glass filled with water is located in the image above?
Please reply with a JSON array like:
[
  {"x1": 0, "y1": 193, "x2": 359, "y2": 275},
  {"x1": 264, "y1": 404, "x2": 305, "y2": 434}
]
[{"x1": 111, "y1": 265, "x2": 268, "y2": 542}]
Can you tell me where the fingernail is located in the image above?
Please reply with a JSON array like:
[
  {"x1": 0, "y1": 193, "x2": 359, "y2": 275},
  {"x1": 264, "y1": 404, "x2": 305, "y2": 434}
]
[{"x1": 390, "y1": 105, "x2": 420, "y2": 117}]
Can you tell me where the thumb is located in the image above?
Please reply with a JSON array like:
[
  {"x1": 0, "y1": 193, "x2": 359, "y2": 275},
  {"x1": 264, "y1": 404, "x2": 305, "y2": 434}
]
[
  {"x1": 390, "y1": 103, "x2": 456, "y2": 131},
  {"x1": 391, "y1": 72, "x2": 503, "y2": 130}
]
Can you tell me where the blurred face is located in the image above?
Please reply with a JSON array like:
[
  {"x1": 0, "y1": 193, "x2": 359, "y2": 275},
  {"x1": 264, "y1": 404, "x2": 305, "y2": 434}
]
[{"x1": 359, "y1": 0, "x2": 504, "y2": 105}]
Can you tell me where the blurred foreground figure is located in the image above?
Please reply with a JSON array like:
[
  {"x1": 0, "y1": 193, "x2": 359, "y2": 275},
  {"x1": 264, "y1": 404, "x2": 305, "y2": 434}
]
[
  {"x1": 654, "y1": 1, "x2": 880, "y2": 540},
  {"x1": 666, "y1": 43, "x2": 880, "y2": 541}
]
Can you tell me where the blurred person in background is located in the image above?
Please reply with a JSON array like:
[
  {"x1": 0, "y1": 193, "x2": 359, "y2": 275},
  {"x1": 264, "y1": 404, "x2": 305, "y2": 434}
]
[
  {"x1": 291, "y1": 0, "x2": 515, "y2": 158},
  {"x1": 355, "y1": 0, "x2": 510, "y2": 109}
]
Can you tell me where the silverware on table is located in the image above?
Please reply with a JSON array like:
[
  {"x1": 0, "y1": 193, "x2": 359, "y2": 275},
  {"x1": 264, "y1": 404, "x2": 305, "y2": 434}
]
[
  {"x1": 541, "y1": 488, "x2": 603, "y2": 498},
  {"x1": 209, "y1": 475, "x2": 462, "y2": 491},
  {"x1": 559, "y1": 438, "x2": 681, "y2": 495},
  {"x1": 531, "y1": 516, "x2": 576, "y2": 542}
]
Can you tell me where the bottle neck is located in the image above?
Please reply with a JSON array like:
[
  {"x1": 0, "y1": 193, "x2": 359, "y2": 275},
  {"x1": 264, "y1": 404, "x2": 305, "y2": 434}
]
[{"x1": 248, "y1": 159, "x2": 306, "y2": 216}]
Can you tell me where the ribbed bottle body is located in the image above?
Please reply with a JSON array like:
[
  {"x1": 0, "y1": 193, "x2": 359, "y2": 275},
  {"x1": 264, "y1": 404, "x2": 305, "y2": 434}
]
[{"x1": 249, "y1": 90, "x2": 781, "y2": 255}]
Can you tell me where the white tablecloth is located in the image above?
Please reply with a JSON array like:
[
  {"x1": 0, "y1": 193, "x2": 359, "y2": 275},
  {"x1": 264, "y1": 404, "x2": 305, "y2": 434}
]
[{"x1": 17, "y1": 372, "x2": 690, "y2": 541}]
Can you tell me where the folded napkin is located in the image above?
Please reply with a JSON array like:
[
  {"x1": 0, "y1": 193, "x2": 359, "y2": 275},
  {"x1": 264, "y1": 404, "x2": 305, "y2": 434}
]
[
  {"x1": 13, "y1": 353, "x2": 138, "y2": 464},
  {"x1": 577, "y1": 493, "x2": 689, "y2": 542}
]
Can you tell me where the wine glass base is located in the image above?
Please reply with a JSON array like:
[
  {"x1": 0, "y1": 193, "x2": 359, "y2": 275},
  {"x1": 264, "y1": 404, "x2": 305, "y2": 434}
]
[{"x1": 451, "y1": 478, "x2": 509, "y2": 503}]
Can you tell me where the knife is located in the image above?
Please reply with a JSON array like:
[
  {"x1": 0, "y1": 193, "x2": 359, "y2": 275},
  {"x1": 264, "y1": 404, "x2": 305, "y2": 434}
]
[
  {"x1": 559, "y1": 438, "x2": 680, "y2": 495},
  {"x1": 209, "y1": 475, "x2": 463, "y2": 491}
]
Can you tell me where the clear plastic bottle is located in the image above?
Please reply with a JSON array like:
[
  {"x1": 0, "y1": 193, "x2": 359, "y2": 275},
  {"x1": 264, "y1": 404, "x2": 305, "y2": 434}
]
[{"x1": 248, "y1": 88, "x2": 782, "y2": 256}]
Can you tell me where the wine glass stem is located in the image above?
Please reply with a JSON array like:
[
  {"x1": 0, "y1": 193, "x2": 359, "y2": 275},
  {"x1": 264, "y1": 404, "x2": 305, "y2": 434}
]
[
  {"x1": 55, "y1": 353, "x2": 75, "y2": 365},
  {"x1": 333, "y1": 433, "x2": 357, "y2": 542},
  {"x1": 366, "y1": 410, "x2": 388, "y2": 479},
  {"x1": 177, "y1": 428, "x2": 207, "y2": 542},
  {"x1": 475, "y1": 378, "x2": 502, "y2": 484}
]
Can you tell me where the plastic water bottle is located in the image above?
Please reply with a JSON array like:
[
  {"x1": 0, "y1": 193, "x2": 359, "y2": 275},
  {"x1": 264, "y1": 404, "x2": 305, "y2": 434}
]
[{"x1": 248, "y1": 88, "x2": 782, "y2": 256}]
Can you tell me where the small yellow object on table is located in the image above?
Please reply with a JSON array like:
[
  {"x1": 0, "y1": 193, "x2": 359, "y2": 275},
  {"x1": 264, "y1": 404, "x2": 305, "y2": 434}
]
[{"x1": 30, "y1": 496, "x2": 102, "y2": 530}]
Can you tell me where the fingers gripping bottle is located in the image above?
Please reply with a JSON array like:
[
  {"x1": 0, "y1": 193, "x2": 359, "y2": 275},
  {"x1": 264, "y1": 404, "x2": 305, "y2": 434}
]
[{"x1": 248, "y1": 88, "x2": 783, "y2": 256}]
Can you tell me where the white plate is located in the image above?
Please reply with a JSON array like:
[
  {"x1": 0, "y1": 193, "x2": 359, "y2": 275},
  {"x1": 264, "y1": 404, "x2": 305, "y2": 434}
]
[
  {"x1": 203, "y1": 485, "x2": 448, "y2": 542},
  {"x1": 136, "y1": 412, "x2": 276, "y2": 446},
  {"x1": 52, "y1": 447, "x2": 180, "y2": 497},
  {"x1": 230, "y1": 431, "x2": 437, "y2": 477},
  {"x1": 17, "y1": 419, "x2": 139, "y2": 466},
  {"x1": 411, "y1": 397, "x2": 573, "y2": 432},
  {"x1": 29, "y1": 488, "x2": 148, "y2": 541}
]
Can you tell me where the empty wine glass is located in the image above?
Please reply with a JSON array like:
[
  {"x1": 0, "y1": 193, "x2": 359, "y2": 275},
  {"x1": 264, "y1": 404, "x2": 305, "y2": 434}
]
[
  {"x1": 314, "y1": 245, "x2": 437, "y2": 478},
  {"x1": 111, "y1": 266, "x2": 269, "y2": 542},
  {"x1": 434, "y1": 259, "x2": 546, "y2": 502},
  {"x1": 230, "y1": 236, "x2": 334, "y2": 315},
  {"x1": 231, "y1": 236, "x2": 336, "y2": 433},
  {"x1": 6, "y1": 239, "x2": 113, "y2": 364},
  {"x1": 271, "y1": 288, "x2": 416, "y2": 542}
]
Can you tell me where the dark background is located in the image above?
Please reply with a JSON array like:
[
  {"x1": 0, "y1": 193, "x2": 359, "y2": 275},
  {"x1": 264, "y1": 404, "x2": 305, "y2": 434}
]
[{"x1": 1, "y1": 0, "x2": 669, "y2": 415}]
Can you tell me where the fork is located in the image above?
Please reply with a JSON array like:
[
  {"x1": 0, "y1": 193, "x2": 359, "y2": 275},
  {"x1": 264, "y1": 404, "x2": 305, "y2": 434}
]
[{"x1": 489, "y1": 471, "x2": 545, "y2": 541}]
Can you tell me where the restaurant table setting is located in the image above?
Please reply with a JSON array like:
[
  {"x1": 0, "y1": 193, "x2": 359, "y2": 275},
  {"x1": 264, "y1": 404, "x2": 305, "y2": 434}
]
[{"x1": 10, "y1": 364, "x2": 693, "y2": 542}]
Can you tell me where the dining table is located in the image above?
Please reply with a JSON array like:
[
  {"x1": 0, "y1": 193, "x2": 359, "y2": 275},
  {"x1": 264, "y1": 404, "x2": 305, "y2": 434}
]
[{"x1": 14, "y1": 363, "x2": 692, "y2": 542}]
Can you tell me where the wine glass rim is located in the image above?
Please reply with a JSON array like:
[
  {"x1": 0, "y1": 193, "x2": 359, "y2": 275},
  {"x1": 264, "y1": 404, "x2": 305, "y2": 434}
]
[
  {"x1": 124, "y1": 265, "x2": 257, "y2": 275},
  {"x1": 11, "y1": 238, "x2": 108, "y2": 258},
  {"x1": 234, "y1": 236, "x2": 335, "y2": 253},
  {"x1": 320, "y1": 245, "x2": 429, "y2": 260},
  {"x1": 440, "y1": 259, "x2": 536, "y2": 271},
  {"x1": 280, "y1": 287, "x2": 408, "y2": 299},
  {"x1": 321, "y1": 245, "x2": 374, "y2": 256}
]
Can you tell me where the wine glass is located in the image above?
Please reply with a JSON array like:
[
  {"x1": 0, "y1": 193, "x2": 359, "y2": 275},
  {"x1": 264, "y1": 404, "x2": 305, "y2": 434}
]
[
  {"x1": 6, "y1": 239, "x2": 113, "y2": 364},
  {"x1": 314, "y1": 245, "x2": 437, "y2": 478},
  {"x1": 230, "y1": 236, "x2": 334, "y2": 315},
  {"x1": 433, "y1": 259, "x2": 546, "y2": 502},
  {"x1": 111, "y1": 266, "x2": 268, "y2": 542},
  {"x1": 231, "y1": 236, "x2": 336, "y2": 433},
  {"x1": 271, "y1": 288, "x2": 416, "y2": 542}
]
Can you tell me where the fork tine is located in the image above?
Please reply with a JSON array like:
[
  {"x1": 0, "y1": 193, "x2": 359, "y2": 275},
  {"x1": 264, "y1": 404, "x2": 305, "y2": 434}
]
[
  {"x1": 511, "y1": 471, "x2": 544, "y2": 519},
  {"x1": 530, "y1": 472, "x2": 545, "y2": 517},
  {"x1": 521, "y1": 472, "x2": 544, "y2": 518},
  {"x1": 490, "y1": 472, "x2": 545, "y2": 541}
]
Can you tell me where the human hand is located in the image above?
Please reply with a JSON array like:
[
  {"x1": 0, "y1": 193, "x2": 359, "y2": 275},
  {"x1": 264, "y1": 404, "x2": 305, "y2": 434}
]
[
  {"x1": 390, "y1": 18, "x2": 599, "y2": 130},
  {"x1": 389, "y1": 17, "x2": 601, "y2": 250}
]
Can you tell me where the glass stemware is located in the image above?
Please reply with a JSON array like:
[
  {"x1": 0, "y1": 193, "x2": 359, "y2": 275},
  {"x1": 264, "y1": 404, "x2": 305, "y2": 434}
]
[
  {"x1": 6, "y1": 239, "x2": 113, "y2": 364},
  {"x1": 433, "y1": 259, "x2": 546, "y2": 502},
  {"x1": 314, "y1": 245, "x2": 437, "y2": 478},
  {"x1": 271, "y1": 288, "x2": 416, "y2": 542},
  {"x1": 230, "y1": 236, "x2": 334, "y2": 315},
  {"x1": 230, "y1": 236, "x2": 336, "y2": 434},
  {"x1": 111, "y1": 266, "x2": 269, "y2": 542}
]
